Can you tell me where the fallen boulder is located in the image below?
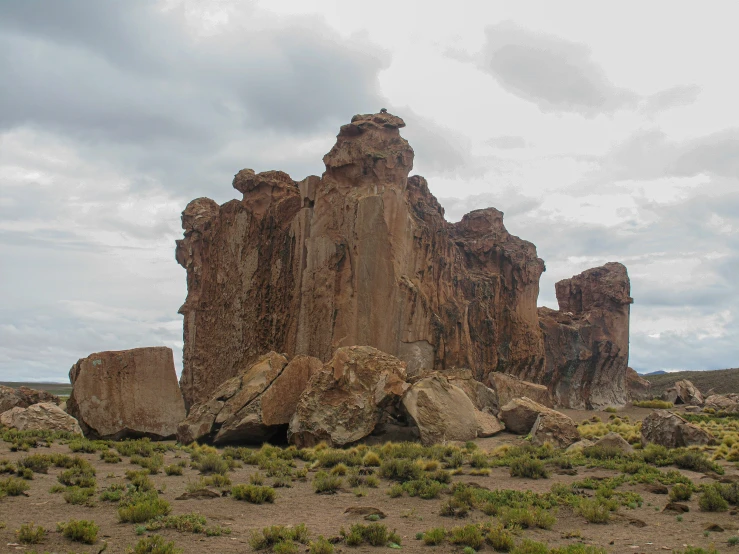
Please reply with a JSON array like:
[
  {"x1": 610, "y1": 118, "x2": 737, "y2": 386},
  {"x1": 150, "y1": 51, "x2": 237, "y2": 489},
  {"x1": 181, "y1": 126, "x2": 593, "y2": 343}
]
[
  {"x1": 531, "y1": 410, "x2": 579, "y2": 448},
  {"x1": 626, "y1": 368, "x2": 651, "y2": 402},
  {"x1": 177, "y1": 352, "x2": 322, "y2": 444},
  {"x1": 67, "y1": 347, "x2": 186, "y2": 440},
  {"x1": 402, "y1": 374, "x2": 503, "y2": 445},
  {"x1": 0, "y1": 403, "x2": 82, "y2": 434},
  {"x1": 288, "y1": 346, "x2": 409, "y2": 448},
  {"x1": 593, "y1": 432, "x2": 634, "y2": 455},
  {"x1": 0, "y1": 385, "x2": 61, "y2": 413},
  {"x1": 641, "y1": 409, "x2": 715, "y2": 448},
  {"x1": 662, "y1": 380, "x2": 704, "y2": 406},
  {"x1": 704, "y1": 394, "x2": 739, "y2": 412},
  {"x1": 499, "y1": 397, "x2": 562, "y2": 435},
  {"x1": 447, "y1": 369, "x2": 500, "y2": 415},
  {"x1": 489, "y1": 372, "x2": 553, "y2": 409}
]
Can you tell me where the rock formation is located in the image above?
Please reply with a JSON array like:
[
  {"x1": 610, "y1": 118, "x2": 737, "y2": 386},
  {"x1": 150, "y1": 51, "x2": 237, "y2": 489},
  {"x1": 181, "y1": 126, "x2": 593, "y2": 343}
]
[
  {"x1": 176, "y1": 111, "x2": 545, "y2": 409},
  {"x1": 641, "y1": 409, "x2": 715, "y2": 448},
  {"x1": 67, "y1": 347, "x2": 186, "y2": 440},
  {"x1": 522, "y1": 263, "x2": 633, "y2": 409},
  {"x1": 489, "y1": 372, "x2": 553, "y2": 409},
  {"x1": 704, "y1": 394, "x2": 739, "y2": 412},
  {"x1": 0, "y1": 385, "x2": 61, "y2": 413},
  {"x1": 662, "y1": 379, "x2": 704, "y2": 406},
  {"x1": 626, "y1": 368, "x2": 651, "y2": 402},
  {"x1": 288, "y1": 346, "x2": 410, "y2": 448},
  {"x1": 0, "y1": 403, "x2": 82, "y2": 434},
  {"x1": 530, "y1": 410, "x2": 579, "y2": 448},
  {"x1": 499, "y1": 397, "x2": 564, "y2": 435},
  {"x1": 177, "y1": 352, "x2": 322, "y2": 444}
]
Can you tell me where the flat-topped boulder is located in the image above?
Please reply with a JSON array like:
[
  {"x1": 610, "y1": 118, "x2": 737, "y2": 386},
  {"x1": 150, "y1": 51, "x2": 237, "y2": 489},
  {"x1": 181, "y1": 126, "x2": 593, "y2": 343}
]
[
  {"x1": 1, "y1": 402, "x2": 81, "y2": 435},
  {"x1": 499, "y1": 397, "x2": 564, "y2": 435},
  {"x1": 67, "y1": 347, "x2": 186, "y2": 440},
  {"x1": 531, "y1": 410, "x2": 579, "y2": 448},
  {"x1": 489, "y1": 372, "x2": 553, "y2": 408}
]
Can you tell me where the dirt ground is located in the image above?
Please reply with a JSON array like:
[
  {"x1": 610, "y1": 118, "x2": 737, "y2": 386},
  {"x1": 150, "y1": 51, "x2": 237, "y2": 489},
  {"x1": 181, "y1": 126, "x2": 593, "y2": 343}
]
[{"x1": 0, "y1": 407, "x2": 735, "y2": 554}]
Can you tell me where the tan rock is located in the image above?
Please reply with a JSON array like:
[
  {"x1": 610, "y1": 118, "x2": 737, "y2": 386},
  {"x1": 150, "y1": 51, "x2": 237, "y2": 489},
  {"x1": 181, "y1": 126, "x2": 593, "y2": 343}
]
[
  {"x1": 626, "y1": 368, "x2": 651, "y2": 402},
  {"x1": 499, "y1": 397, "x2": 562, "y2": 435},
  {"x1": 288, "y1": 346, "x2": 410, "y2": 448},
  {"x1": 489, "y1": 372, "x2": 553, "y2": 409},
  {"x1": 594, "y1": 432, "x2": 634, "y2": 454},
  {"x1": 1, "y1": 403, "x2": 82, "y2": 434},
  {"x1": 447, "y1": 369, "x2": 500, "y2": 415},
  {"x1": 177, "y1": 353, "x2": 322, "y2": 444},
  {"x1": 662, "y1": 380, "x2": 704, "y2": 406},
  {"x1": 704, "y1": 394, "x2": 739, "y2": 412},
  {"x1": 402, "y1": 374, "x2": 503, "y2": 445},
  {"x1": 566, "y1": 439, "x2": 595, "y2": 453},
  {"x1": 175, "y1": 111, "x2": 546, "y2": 408},
  {"x1": 641, "y1": 409, "x2": 715, "y2": 448},
  {"x1": 531, "y1": 411, "x2": 579, "y2": 448},
  {"x1": 67, "y1": 347, "x2": 186, "y2": 440}
]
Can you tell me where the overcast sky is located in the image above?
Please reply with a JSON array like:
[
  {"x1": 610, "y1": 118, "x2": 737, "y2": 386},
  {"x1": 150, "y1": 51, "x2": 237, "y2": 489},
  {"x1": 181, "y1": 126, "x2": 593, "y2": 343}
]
[{"x1": 1, "y1": 0, "x2": 737, "y2": 381}]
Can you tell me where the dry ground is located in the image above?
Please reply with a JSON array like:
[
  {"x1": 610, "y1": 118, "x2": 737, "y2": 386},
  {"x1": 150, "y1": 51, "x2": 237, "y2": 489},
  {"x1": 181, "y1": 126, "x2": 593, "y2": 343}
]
[{"x1": 0, "y1": 407, "x2": 735, "y2": 554}]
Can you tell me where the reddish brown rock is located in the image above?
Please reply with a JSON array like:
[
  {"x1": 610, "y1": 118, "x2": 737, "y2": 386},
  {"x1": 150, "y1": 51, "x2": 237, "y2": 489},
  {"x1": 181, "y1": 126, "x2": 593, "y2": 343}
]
[
  {"x1": 67, "y1": 347, "x2": 186, "y2": 440},
  {"x1": 521, "y1": 263, "x2": 633, "y2": 409},
  {"x1": 176, "y1": 111, "x2": 546, "y2": 408},
  {"x1": 288, "y1": 346, "x2": 409, "y2": 448},
  {"x1": 489, "y1": 372, "x2": 553, "y2": 409},
  {"x1": 0, "y1": 385, "x2": 61, "y2": 413},
  {"x1": 499, "y1": 397, "x2": 562, "y2": 435},
  {"x1": 177, "y1": 352, "x2": 322, "y2": 444},
  {"x1": 626, "y1": 367, "x2": 652, "y2": 402}
]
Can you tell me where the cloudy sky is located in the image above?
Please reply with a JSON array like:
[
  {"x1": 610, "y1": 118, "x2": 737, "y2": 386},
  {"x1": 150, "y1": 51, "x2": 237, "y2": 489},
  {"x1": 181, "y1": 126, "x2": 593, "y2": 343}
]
[{"x1": 1, "y1": 0, "x2": 737, "y2": 381}]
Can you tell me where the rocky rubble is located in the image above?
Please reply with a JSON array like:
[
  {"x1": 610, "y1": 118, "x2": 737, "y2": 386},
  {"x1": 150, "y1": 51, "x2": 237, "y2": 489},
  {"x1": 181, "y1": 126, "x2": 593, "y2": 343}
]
[{"x1": 67, "y1": 347, "x2": 186, "y2": 440}]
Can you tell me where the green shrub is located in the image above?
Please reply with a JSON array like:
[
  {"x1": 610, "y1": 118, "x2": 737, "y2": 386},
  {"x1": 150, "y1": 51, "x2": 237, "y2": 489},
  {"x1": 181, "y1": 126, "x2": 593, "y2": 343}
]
[
  {"x1": 17, "y1": 454, "x2": 51, "y2": 474},
  {"x1": 402, "y1": 477, "x2": 446, "y2": 499},
  {"x1": 633, "y1": 400, "x2": 673, "y2": 409},
  {"x1": 146, "y1": 513, "x2": 207, "y2": 534},
  {"x1": 670, "y1": 483, "x2": 693, "y2": 502},
  {"x1": 550, "y1": 546, "x2": 608, "y2": 554},
  {"x1": 194, "y1": 453, "x2": 229, "y2": 475},
  {"x1": 423, "y1": 527, "x2": 446, "y2": 545},
  {"x1": 1, "y1": 476, "x2": 30, "y2": 496},
  {"x1": 164, "y1": 464, "x2": 183, "y2": 476},
  {"x1": 509, "y1": 457, "x2": 548, "y2": 479},
  {"x1": 387, "y1": 483, "x2": 404, "y2": 498},
  {"x1": 57, "y1": 519, "x2": 99, "y2": 543},
  {"x1": 131, "y1": 453, "x2": 164, "y2": 475},
  {"x1": 674, "y1": 450, "x2": 723, "y2": 474},
  {"x1": 100, "y1": 450, "x2": 122, "y2": 463},
  {"x1": 68, "y1": 438, "x2": 108, "y2": 453},
  {"x1": 309, "y1": 536, "x2": 335, "y2": 554},
  {"x1": 699, "y1": 485, "x2": 729, "y2": 512},
  {"x1": 312, "y1": 471, "x2": 342, "y2": 494},
  {"x1": 63, "y1": 486, "x2": 96, "y2": 505},
  {"x1": 100, "y1": 484, "x2": 125, "y2": 502},
  {"x1": 499, "y1": 507, "x2": 556, "y2": 529},
  {"x1": 16, "y1": 523, "x2": 46, "y2": 544},
  {"x1": 511, "y1": 539, "x2": 549, "y2": 554},
  {"x1": 362, "y1": 452, "x2": 381, "y2": 466},
  {"x1": 118, "y1": 491, "x2": 172, "y2": 523},
  {"x1": 128, "y1": 534, "x2": 182, "y2": 554},
  {"x1": 344, "y1": 523, "x2": 400, "y2": 547},
  {"x1": 379, "y1": 458, "x2": 423, "y2": 482},
  {"x1": 231, "y1": 484, "x2": 276, "y2": 503},
  {"x1": 576, "y1": 498, "x2": 613, "y2": 523},
  {"x1": 486, "y1": 524, "x2": 514, "y2": 552},
  {"x1": 449, "y1": 524, "x2": 483, "y2": 550},
  {"x1": 249, "y1": 524, "x2": 310, "y2": 550},
  {"x1": 58, "y1": 465, "x2": 96, "y2": 488}
]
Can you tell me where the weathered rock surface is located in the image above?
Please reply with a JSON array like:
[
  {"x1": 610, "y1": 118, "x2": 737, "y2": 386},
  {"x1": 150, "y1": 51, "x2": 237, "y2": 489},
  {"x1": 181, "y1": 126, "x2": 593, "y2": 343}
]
[
  {"x1": 594, "y1": 431, "x2": 634, "y2": 454},
  {"x1": 499, "y1": 397, "x2": 563, "y2": 435},
  {"x1": 704, "y1": 394, "x2": 739, "y2": 412},
  {"x1": 531, "y1": 410, "x2": 579, "y2": 448},
  {"x1": 641, "y1": 409, "x2": 715, "y2": 448},
  {"x1": 566, "y1": 439, "x2": 595, "y2": 453},
  {"x1": 0, "y1": 403, "x2": 82, "y2": 434},
  {"x1": 446, "y1": 369, "x2": 500, "y2": 415},
  {"x1": 626, "y1": 368, "x2": 651, "y2": 402},
  {"x1": 288, "y1": 346, "x2": 409, "y2": 448},
  {"x1": 662, "y1": 380, "x2": 704, "y2": 406},
  {"x1": 67, "y1": 347, "x2": 186, "y2": 440},
  {"x1": 0, "y1": 385, "x2": 61, "y2": 414},
  {"x1": 177, "y1": 352, "x2": 322, "y2": 444},
  {"x1": 402, "y1": 374, "x2": 503, "y2": 445},
  {"x1": 176, "y1": 111, "x2": 546, "y2": 408},
  {"x1": 489, "y1": 372, "x2": 552, "y2": 409},
  {"x1": 521, "y1": 263, "x2": 633, "y2": 409}
]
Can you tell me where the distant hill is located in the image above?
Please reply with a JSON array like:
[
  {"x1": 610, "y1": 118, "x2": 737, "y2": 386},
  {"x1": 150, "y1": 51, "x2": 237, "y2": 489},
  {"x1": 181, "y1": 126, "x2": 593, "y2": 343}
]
[
  {"x1": 642, "y1": 370, "x2": 666, "y2": 376},
  {"x1": 643, "y1": 368, "x2": 739, "y2": 396},
  {"x1": 0, "y1": 381, "x2": 72, "y2": 397}
]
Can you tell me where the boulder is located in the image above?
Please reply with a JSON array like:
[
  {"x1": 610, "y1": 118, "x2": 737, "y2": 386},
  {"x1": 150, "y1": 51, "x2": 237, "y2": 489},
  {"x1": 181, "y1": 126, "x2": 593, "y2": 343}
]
[
  {"x1": 704, "y1": 394, "x2": 739, "y2": 412},
  {"x1": 593, "y1": 432, "x2": 634, "y2": 454},
  {"x1": 566, "y1": 439, "x2": 595, "y2": 453},
  {"x1": 176, "y1": 110, "x2": 547, "y2": 408},
  {"x1": 447, "y1": 369, "x2": 500, "y2": 415},
  {"x1": 0, "y1": 403, "x2": 82, "y2": 434},
  {"x1": 531, "y1": 410, "x2": 579, "y2": 448},
  {"x1": 288, "y1": 346, "x2": 410, "y2": 448},
  {"x1": 67, "y1": 347, "x2": 186, "y2": 440},
  {"x1": 524, "y1": 263, "x2": 633, "y2": 409},
  {"x1": 489, "y1": 372, "x2": 553, "y2": 409},
  {"x1": 499, "y1": 397, "x2": 563, "y2": 435},
  {"x1": 641, "y1": 409, "x2": 715, "y2": 448},
  {"x1": 177, "y1": 352, "x2": 322, "y2": 444},
  {"x1": 402, "y1": 374, "x2": 504, "y2": 445},
  {"x1": 662, "y1": 380, "x2": 704, "y2": 406},
  {"x1": 626, "y1": 368, "x2": 651, "y2": 402},
  {"x1": 0, "y1": 385, "x2": 61, "y2": 413}
]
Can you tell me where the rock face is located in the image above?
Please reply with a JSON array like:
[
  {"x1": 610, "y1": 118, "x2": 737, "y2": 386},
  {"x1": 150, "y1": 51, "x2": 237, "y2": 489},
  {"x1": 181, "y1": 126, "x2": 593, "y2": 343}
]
[
  {"x1": 0, "y1": 385, "x2": 61, "y2": 413},
  {"x1": 704, "y1": 394, "x2": 739, "y2": 412},
  {"x1": 499, "y1": 397, "x2": 563, "y2": 435},
  {"x1": 401, "y1": 374, "x2": 503, "y2": 445},
  {"x1": 641, "y1": 409, "x2": 715, "y2": 448},
  {"x1": 288, "y1": 346, "x2": 410, "y2": 448},
  {"x1": 67, "y1": 347, "x2": 186, "y2": 440},
  {"x1": 177, "y1": 352, "x2": 322, "y2": 444},
  {"x1": 662, "y1": 380, "x2": 704, "y2": 406},
  {"x1": 523, "y1": 263, "x2": 633, "y2": 409},
  {"x1": 489, "y1": 372, "x2": 553, "y2": 409},
  {"x1": 531, "y1": 410, "x2": 579, "y2": 448},
  {"x1": 176, "y1": 111, "x2": 546, "y2": 409},
  {"x1": 0, "y1": 403, "x2": 82, "y2": 434},
  {"x1": 626, "y1": 368, "x2": 651, "y2": 402}
]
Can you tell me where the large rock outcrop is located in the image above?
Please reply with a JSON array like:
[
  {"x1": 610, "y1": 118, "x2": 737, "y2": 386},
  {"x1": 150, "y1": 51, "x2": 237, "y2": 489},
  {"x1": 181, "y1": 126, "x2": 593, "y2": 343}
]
[
  {"x1": 0, "y1": 385, "x2": 61, "y2": 413},
  {"x1": 177, "y1": 352, "x2": 322, "y2": 444},
  {"x1": 1, "y1": 403, "x2": 82, "y2": 435},
  {"x1": 641, "y1": 409, "x2": 715, "y2": 448},
  {"x1": 288, "y1": 346, "x2": 409, "y2": 448},
  {"x1": 67, "y1": 347, "x2": 186, "y2": 440},
  {"x1": 626, "y1": 368, "x2": 652, "y2": 402},
  {"x1": 176, "y1": 111, "x2": 546, "y2": 408},
  {"x1": 662, "y1": 380, "x2": 704, "y2": 406},
  {"x1": 521, "y1": 263, "x2": 633, "y2": 409},
  {"x1": 489, "y1": 372, "x2": 553, "y2": 409}
]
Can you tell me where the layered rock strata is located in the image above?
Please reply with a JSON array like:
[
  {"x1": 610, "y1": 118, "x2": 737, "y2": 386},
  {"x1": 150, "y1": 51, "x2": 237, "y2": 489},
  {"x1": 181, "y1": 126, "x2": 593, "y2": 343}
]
[{"x1": 176, "y1": 112, "x2": 546, "y2": 409}]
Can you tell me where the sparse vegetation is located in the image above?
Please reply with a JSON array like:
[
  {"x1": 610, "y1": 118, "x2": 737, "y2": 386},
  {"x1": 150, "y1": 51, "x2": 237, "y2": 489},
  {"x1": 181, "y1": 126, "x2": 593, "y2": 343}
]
[
  {"x1": 57, "y1": 519, "x2": 99, "y2": 543},
  {"x1": 16, "y1": 523, "x2": 46, "y2": 544},
  {"x1": 632, "y1": 399, "x2": 674, "y2": 409},
  {"x1": 231, "y1": 483, "x2": 276, "y2": 503}
]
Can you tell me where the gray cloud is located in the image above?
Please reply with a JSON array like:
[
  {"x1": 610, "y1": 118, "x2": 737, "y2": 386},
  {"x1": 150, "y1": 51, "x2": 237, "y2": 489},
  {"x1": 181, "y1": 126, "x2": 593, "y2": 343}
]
[
  {"x1": 643, "y1": 84, "x2": 701, "y2": 113},
  {"x1": 486, "y1": 135, "x2": 528, "y2": 149}
]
